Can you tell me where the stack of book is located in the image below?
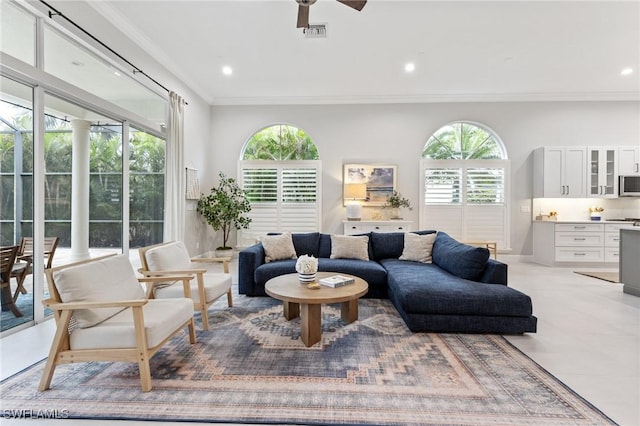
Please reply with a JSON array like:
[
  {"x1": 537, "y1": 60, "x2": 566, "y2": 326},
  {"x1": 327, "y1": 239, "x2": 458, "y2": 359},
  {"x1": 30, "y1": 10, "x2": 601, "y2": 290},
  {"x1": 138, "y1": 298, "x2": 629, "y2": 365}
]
[{"x1": 319, "y1": 275, "x2": 355, "y2": 288}]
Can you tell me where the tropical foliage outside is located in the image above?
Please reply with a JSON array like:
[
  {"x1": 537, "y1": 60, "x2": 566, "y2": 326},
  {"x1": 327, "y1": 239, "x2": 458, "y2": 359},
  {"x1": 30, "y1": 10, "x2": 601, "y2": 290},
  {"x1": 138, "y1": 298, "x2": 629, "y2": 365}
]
[
  {"x1": 243, "y1": 125, "x2": 318, "y2": 161},
  {"x1": 0, "y1": 106, "x2": 165, "y2": 248}
]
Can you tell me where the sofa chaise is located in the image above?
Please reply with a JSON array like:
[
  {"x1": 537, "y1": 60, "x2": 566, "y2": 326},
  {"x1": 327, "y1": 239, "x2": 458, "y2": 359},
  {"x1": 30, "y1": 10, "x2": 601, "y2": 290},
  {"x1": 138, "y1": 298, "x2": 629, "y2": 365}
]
[{"x1": 238, "y1": 231, "x2": 537, "y2": 334}]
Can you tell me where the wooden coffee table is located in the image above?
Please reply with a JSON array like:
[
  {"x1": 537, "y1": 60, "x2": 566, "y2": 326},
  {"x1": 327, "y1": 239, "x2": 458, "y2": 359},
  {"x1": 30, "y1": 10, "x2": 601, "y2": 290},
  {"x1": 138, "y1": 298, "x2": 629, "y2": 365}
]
[{"x1": 265, "y1": 272, "x2": 368, "y2": 347}]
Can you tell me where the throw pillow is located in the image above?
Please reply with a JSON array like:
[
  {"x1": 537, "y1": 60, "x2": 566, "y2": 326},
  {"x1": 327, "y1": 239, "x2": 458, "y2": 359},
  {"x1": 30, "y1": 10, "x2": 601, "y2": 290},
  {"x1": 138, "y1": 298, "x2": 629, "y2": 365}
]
[
  {"x1": 330, "y1": 234, "x2": 370, "y2": 261},
  {"x1": 260, "y1": 232, "x2": 297, "y2": 263},
  {"x1": 432, "y1": 232, "x2": 490, "y2": 281},
  {"x1": 399, "y1": 232, "x2": 437, "y2": 263}
]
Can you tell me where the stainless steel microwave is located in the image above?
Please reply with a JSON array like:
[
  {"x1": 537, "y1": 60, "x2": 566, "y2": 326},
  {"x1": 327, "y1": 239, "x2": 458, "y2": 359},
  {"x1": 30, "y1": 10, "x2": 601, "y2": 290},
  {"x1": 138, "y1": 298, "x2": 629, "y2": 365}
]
[{"x1": 619, "y1": 175, "x2": 640, "y2": 196}]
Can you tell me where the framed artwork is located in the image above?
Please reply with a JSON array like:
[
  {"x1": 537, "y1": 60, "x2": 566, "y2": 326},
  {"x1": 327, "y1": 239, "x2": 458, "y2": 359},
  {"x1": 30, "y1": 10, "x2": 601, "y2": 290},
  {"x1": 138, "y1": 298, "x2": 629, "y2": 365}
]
[
  {"x1": 343, "y1": 164, "x2": 397, "y2": 206},
  {"x1": 185, "y1": 167, "x2": 200, "y2": 200}
]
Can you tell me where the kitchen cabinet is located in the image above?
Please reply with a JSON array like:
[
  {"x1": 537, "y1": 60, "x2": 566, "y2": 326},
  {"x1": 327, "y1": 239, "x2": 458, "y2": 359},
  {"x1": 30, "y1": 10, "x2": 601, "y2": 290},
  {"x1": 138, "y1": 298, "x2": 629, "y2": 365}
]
[
  {"x1": 343, "y1": 220, "x2": 412, "y2": 235},
  {"x1": 532, "y1": 221, "x2": 636, "y2": 265},
  {"x1": 533, "y1": 147, "x2": 587, "y2": 198},
  {"x1": 587, "y1": 147, "x2": 617, "y2": 198},
  {"x1": 621, "y1": 228, "x2": 640, "y2": 297},
  {"x1": 618, "y1": 146, "x2": 640, "y2": 176}
]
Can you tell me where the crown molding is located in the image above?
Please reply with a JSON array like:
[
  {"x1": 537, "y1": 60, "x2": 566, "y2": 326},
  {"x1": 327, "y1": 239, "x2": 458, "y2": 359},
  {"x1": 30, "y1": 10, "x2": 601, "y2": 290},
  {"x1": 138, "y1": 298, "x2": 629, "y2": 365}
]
[{"x1": 211, "y1": 91, "x2": 640, "y2": 106}]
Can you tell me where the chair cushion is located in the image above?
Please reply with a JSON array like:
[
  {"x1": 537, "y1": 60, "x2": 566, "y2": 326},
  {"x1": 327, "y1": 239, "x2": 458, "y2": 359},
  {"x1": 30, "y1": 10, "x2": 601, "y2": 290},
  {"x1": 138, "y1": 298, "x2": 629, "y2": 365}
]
[
  {"x1": 399, "y1": 232, "x2": 437, "y2": 263},
  {"x1": 154, "y1": 273, "x2": 231, "y2": 303},
  {"x1": 53, "y1": 254, "x2": 145, "y2": 328},
  {"x1": 145, "y1": 241, "x2": 192, "y2": 270},
  {"x1": 260, "y1": 232, "x2": 297, "y2": 263},
  {"x1": 69, "y1": 298, "x2": 193, "y2": 350},
  {"x1": 330, "y1": 234, "x2": 370, "y2": 261}
]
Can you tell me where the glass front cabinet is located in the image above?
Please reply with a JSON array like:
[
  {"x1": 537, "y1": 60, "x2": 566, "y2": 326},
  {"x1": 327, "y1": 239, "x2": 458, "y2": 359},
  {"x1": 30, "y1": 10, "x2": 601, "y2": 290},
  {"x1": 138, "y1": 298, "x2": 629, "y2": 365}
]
[{"x1": 588, "y1": 147, "x2": 618, "y2": 198}]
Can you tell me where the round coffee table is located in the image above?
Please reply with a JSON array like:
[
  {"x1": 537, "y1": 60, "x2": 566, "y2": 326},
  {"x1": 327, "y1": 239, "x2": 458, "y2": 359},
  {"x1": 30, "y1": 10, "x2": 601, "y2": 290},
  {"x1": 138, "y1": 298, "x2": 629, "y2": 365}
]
[{"x1": 265, "y1": 272, "x2": 369, "y2": 347}]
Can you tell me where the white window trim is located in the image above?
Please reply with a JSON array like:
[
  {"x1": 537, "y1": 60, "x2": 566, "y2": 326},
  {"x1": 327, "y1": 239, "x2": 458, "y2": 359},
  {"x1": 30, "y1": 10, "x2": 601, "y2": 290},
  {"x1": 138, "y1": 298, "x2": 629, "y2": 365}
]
[{"x1": 419, "y1": 158, "x2": 511, "y2": 251}]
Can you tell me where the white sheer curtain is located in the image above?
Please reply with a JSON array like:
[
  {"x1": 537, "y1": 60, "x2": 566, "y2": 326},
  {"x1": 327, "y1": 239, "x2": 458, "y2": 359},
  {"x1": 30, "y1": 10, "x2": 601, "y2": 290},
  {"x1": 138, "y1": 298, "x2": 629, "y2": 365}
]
[{"x1": 164, "y1": 91, "x2": 185, "y2": 241}]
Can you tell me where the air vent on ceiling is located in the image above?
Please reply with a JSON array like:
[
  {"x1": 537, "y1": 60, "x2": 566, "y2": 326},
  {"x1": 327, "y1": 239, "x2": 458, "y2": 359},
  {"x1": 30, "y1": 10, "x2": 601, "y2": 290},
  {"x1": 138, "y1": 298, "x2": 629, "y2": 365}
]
[{"x1": 304, "y1": 24, "x2": 327, "y2": 38}]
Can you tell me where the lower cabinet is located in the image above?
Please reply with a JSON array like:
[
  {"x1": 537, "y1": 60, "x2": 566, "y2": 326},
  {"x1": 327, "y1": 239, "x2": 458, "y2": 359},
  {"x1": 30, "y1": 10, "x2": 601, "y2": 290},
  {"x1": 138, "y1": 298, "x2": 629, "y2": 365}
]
[
  {"x1": 343, "y1": 220, "x2": 412, "y2": 235},
  {"x1": 533, "y1": 222, "x2": 635, "y2": 265}
]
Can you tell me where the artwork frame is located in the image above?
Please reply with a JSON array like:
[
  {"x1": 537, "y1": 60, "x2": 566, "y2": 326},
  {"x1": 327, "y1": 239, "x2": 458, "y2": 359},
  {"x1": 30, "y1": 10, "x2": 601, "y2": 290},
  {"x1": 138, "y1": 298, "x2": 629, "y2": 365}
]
[
  {"x1": 185, "y1": 167, "x2": 200, "y2": 200},
  {"x1": 343, "y1": 164, "x2": 397, "y2": 206}
]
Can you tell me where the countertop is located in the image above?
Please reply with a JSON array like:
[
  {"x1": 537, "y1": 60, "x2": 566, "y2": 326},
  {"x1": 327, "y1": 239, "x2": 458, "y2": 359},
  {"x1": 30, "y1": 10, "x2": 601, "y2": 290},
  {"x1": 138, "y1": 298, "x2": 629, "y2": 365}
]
[{"x1": 533, "y1": 220, "x2": 639, "y2": 224}]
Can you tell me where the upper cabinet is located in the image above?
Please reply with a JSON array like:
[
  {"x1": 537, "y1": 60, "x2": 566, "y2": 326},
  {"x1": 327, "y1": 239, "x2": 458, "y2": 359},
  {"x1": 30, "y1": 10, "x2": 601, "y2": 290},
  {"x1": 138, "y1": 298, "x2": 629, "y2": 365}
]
[
  {"x1": 618, "y1": 146, "x2": 640, "y2": 176},
  {"x1": 533, "y1": 147, "x2": 587, "y2": 198},
  {"x1": 587, "y1": 147, "x2": 617, "y2": 198}
]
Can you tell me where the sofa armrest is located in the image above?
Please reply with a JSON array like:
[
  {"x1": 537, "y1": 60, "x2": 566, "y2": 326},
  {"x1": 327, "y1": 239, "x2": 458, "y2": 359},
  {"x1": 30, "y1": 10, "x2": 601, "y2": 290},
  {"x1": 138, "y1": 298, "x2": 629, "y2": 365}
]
[
  {"x1": 479, "y1": 258, "x2": 508, "y2": 285},
  {"x1": 238, "y1": 243, "x2": 265, "y2": 295}
]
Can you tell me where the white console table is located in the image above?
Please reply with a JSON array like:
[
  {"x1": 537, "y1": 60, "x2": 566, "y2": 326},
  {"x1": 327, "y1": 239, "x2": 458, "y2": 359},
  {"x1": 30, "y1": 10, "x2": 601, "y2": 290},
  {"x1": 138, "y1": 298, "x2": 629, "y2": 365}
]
[{"x1": 343, "y1": 220, "x2": 412, "y2": 235}]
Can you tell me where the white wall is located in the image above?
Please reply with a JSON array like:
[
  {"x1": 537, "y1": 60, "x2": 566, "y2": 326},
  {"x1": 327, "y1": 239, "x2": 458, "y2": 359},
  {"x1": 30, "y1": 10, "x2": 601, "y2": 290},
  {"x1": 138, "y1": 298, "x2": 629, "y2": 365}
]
[{"x1": 209, "y1": 101, "x2": 639, "y2": 255}]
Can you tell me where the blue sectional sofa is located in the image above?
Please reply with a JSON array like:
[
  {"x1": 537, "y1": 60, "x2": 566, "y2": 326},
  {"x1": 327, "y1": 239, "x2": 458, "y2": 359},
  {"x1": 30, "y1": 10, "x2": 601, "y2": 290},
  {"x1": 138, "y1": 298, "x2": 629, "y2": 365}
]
[{"x1": 238, "y1": 231, "x2": 537, "y2": 334}]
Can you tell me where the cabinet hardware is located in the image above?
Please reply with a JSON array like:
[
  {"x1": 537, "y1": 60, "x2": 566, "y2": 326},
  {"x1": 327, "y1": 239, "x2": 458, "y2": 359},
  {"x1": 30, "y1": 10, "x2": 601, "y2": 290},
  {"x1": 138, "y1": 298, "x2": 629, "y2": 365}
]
[
  {"x1": 574, "y1": 253, "x2": 587, "y2": 256},
  {"x1": 574, "y1": 238, "x2": 586, "y2": 241},
  {"x1": 574, "y1": 226, "x2": 586, "y2": 229}
]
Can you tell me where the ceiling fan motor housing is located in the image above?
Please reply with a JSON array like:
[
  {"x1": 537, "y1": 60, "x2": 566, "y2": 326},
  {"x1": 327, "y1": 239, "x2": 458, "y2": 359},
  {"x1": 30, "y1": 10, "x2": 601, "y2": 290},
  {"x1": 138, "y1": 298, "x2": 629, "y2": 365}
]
[{"x1": 296, "y1": 0, "x2": 318, "y2": 6}]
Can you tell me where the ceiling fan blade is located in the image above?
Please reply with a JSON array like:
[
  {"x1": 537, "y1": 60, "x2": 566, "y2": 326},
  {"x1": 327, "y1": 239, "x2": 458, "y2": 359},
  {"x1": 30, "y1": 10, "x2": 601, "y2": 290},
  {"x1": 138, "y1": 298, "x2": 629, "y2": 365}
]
[
  {"x1": 297, "y1": 5, "x2": 310, "y2": 28},
  {"x1": 337, "y1": 0, "x2": 367, "y2": 11}
]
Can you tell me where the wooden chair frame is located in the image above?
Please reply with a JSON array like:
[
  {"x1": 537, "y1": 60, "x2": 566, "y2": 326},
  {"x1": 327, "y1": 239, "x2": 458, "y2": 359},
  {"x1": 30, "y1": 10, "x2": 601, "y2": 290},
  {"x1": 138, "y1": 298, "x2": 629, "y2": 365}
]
[
  {"x1": 138, "y1": 242, "x2": 232, "y2": 331},
  {"x1": 11, "y1": 236, "x2": 60, "y2": 301},
  {"x1": 39, "y1": 253, "x2": 197, "y2": 392},
  {"x1": 1, "y1": 245, "x2": 22, "y2": 317}
]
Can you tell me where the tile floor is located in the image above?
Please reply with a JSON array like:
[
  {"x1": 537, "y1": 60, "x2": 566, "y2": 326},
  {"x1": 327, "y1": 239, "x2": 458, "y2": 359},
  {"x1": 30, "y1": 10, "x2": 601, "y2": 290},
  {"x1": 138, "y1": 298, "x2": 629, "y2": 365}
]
[{"x1": 1, "y1": 256, "x2": 639, "y2": 425}]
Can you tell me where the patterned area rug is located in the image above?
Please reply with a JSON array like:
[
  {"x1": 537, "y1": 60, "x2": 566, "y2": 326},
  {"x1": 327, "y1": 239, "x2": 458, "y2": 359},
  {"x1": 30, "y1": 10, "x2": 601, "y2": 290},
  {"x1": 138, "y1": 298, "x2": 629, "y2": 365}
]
[{"x1": 1, "y1": 297, "x2": 614, "y2": 425}]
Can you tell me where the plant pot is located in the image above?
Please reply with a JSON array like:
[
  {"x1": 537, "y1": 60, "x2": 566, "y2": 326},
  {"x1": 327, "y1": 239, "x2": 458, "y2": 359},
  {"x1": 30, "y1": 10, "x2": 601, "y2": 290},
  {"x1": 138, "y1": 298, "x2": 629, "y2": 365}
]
[
  {"x1": 388, "y1": 207, "x2": 402, "y2": 220},
  {"x1": 215, "y1": 247, "x2": 234, "y2": 259},
  {"x1": 298, "y1": 273, "x2": 317, "y2": 283}
]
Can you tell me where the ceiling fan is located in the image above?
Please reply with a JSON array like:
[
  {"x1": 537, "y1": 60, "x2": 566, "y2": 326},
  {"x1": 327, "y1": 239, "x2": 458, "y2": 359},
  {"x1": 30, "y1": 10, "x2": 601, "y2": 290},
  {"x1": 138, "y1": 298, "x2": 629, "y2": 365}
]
[{"x1": 295, "y1": 0, "x2": 367, "y2": 28}]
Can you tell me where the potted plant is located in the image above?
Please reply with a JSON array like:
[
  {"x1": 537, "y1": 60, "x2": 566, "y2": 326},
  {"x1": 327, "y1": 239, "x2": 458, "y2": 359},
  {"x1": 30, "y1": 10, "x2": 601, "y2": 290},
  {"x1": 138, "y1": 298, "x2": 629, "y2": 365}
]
[
  {"x1": 197, "y1": 172, "x2": 252, "y2": 257},
  {"x1": 382, "y1": 191, "x2": 412, "y2": 220}
]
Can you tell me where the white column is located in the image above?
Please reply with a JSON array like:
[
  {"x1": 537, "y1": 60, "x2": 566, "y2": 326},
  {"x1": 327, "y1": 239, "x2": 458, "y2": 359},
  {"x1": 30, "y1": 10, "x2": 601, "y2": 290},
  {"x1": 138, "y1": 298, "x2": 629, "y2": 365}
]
[{"x1": 70, "y1": 119, "x2": 91, "y2": 261}]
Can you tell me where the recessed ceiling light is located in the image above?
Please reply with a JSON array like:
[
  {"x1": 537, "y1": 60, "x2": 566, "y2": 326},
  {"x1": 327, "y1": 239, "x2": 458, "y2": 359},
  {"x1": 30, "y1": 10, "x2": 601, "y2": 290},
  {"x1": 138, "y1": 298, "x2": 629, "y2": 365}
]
[
  {"x1": 113, "y1": 71, "x2": 121, "y2": 77},
  {"x1": 71, "y1": 60, "x2": 84, "y2": 67},
  {"x1": 620, "y1": 67, "x2": 633, "y2": 76},
  {"x1": 404, "y1": 62, "x2": 415, "y2": 73},
  {"x1": 222, "y1": 66, "x2": 233, "y2": 76}
]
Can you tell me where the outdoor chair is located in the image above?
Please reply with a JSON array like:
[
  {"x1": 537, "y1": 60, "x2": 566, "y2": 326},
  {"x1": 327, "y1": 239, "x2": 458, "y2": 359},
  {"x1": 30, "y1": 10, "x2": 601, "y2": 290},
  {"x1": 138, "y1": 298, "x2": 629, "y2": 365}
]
[
  {"x1": 138, "y1": 241, "x2": 232, "y2": 331},
  {"x1": 11, "y1": 236, "x2": 60, "y2": 302},
  {"x1": 1, "y1": 246, "x2": 22, "y2": 317},
  {"x1": 39, "y1": 253, "x2": 196, "y2": 392}
]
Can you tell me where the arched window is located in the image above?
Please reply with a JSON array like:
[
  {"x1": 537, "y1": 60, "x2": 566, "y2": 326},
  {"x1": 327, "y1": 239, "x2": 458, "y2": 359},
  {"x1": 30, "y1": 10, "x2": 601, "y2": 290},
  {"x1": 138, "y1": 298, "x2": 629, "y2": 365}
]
[
  {"x1": 238, "y1": 124, "x2": 321, "y2": 246},
  {"x1": 242, "y1": 124, "x2": 319, "y2": 160},
  {"x1": 421, "y1": 122, "x2": 510, "y2": 250}
]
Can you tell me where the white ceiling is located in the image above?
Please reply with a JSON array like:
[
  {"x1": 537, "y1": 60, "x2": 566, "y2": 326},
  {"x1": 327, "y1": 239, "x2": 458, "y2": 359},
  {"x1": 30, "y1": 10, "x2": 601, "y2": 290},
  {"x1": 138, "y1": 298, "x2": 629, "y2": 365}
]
[{"x1": 70, "y1": 1, "x2": 640, "y2": 105}]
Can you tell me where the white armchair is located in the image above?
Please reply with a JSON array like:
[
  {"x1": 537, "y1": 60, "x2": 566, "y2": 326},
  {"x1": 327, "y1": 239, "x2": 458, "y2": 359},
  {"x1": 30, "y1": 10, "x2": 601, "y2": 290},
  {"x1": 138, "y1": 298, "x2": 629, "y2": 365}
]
[
  {"x1": 138, "y1": 241, "x2": 233, "y2": 330},
  {"x1": 39, "y1": 253, "x2": 196, "y2": 392}
]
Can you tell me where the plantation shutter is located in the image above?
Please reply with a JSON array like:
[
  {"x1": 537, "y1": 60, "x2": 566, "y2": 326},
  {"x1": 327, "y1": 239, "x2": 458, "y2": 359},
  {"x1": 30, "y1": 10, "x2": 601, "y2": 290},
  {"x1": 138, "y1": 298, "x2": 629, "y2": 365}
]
[
  {"x1": 238, "y1": 160, "x2": 321, "y2": 247},
  {"x1": 421, "y1": 159, "x2": 510, "y2": 250}
]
